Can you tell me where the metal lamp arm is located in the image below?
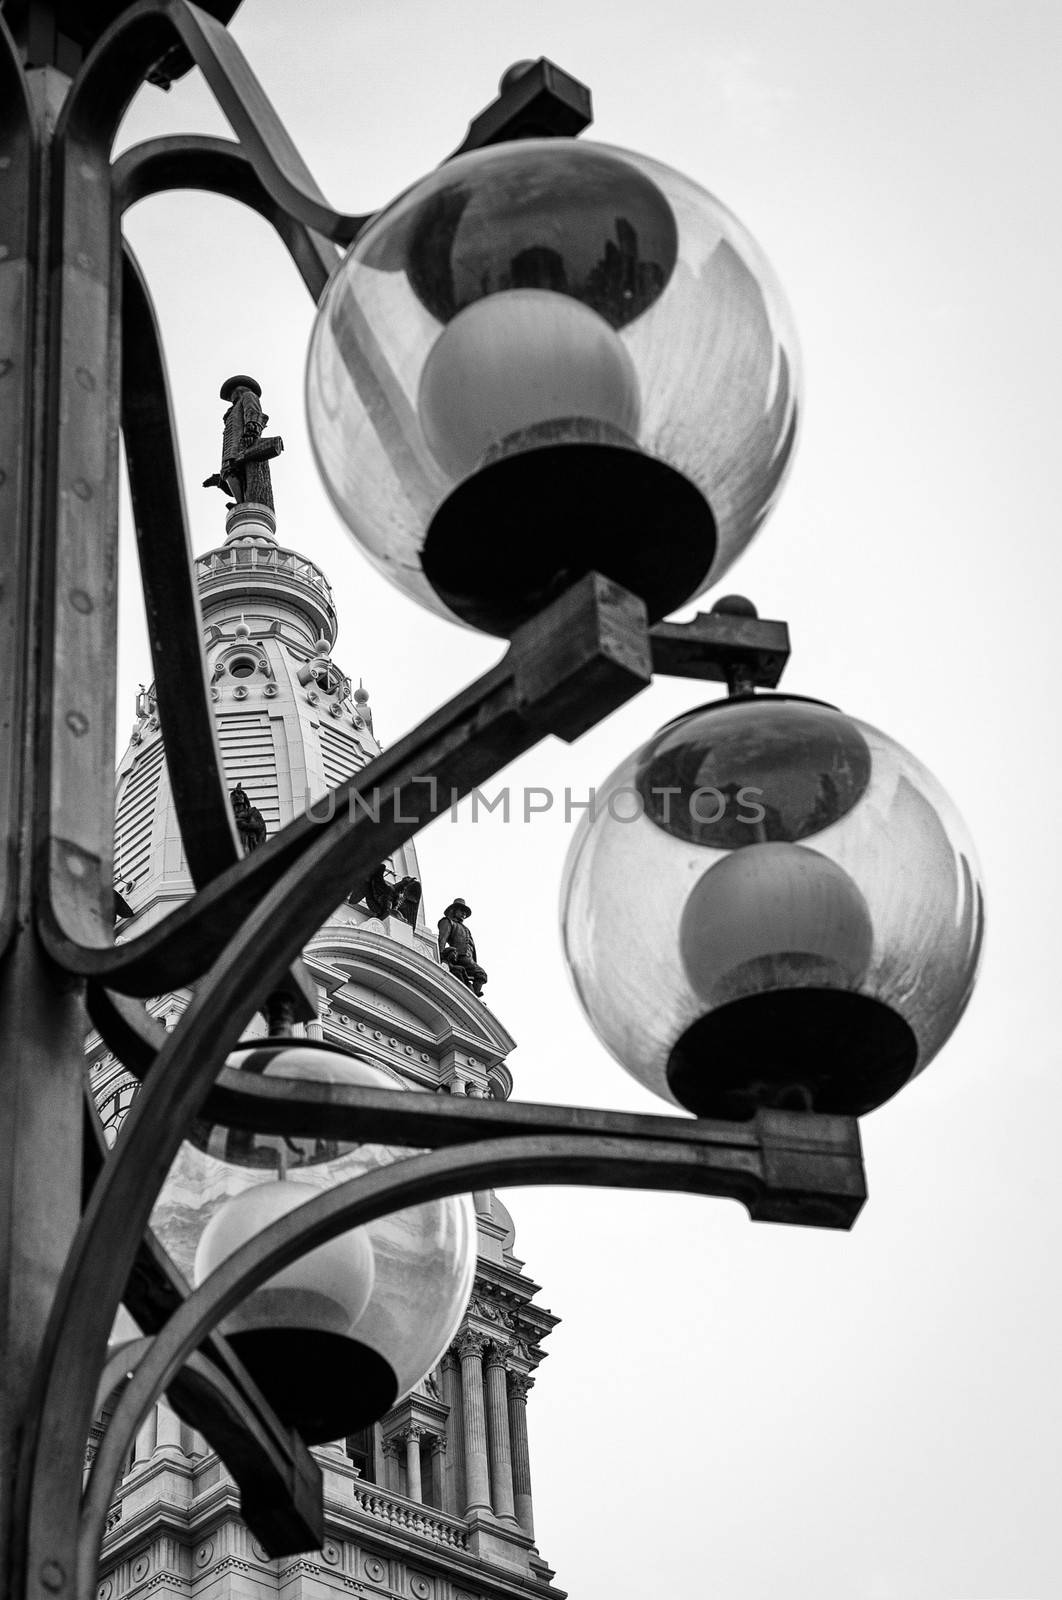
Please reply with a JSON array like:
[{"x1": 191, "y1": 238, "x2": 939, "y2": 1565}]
[
  {"x1": 44, "y1": 573, "x2": 650, "y2": 988},
  {"x1": 79, "y1": 1123, "x2": 863, "y2": 1592},
  {"x1": 60, "y1": 0, "x2": 366, "y2": 244},
  {"x1": 114, "y1": 135, "x2": 343, "y2": 302}
]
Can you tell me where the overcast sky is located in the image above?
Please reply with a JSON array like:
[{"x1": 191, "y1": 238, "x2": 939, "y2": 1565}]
[{"x1": 115, "y1": 3, "x2": 1061, "y2": 1596}]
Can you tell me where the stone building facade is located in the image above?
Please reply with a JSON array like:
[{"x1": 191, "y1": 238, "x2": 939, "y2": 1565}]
[{"x1": 88, "y1": 496, "x2": 563, "y2": 1600}]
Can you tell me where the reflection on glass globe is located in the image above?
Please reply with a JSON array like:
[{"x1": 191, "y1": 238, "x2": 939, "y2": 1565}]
[
  {"x1": 560, "y1": 696, "x2": 985, "y2": 1118},
  {"x1": 154, "y1": 1045, "x2": 476, "y2": 1443},
  {"x1": 639, "y1": 696, "x2": 872, "y2": 848},
  {"x1": 307, "y1": 139, "x2": 800, "y2": 637},
  {"x1": 679, "y1": 842, "x2": 876, "y2": 999},
  {"x1": 400, "y1": 140, "x2": 678, "y2": 326}
]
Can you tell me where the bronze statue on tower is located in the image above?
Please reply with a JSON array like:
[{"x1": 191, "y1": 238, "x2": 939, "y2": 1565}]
[
  {"x1": 438, "y1": 898, "x2": 487, "y2": 996},
  {"x1": 203, "y1": 374, "x2": 284, "y2": 510}
]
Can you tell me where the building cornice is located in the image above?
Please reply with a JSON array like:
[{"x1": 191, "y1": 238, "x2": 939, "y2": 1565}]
[{"x1": 307, "y1": 928, "x2": 517, "y2": 1060}]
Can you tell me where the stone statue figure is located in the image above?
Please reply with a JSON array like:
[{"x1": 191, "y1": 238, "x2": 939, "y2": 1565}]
[
  {"x1": 203, "y1": 375, "x2": 284, "y2": 510},
  {"x1": 390, "y1": 876, "x2": 423, "y2": 927},
  {"x1": 362, "y1": 863, "x2": 422, "y2": 926},
  {"x1": 230, "y1": 783, "x2": 266, "y2": 854},
  {"x1": 438, "y1": 898, "x2": 487, "y2": 996}
]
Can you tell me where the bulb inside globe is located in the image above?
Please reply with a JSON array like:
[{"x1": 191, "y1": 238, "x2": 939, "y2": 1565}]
[
  {"x1": 669, "y1": 841, "x2": 914, "y2": 1117},
  {"x1": 679, "y1": 841, "x2": 875, "y2": 1003},
  {"x1": 194, "y1": 1176, "x2": 376, "y2": 1335},
  {"x1": 417, "y1": 288, "x2": 642, "y2": 479}
]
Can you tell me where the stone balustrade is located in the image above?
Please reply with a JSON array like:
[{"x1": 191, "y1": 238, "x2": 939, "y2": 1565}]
[{"x1": 350, "y1": 1484, "x2": 469, "y2": 1551}]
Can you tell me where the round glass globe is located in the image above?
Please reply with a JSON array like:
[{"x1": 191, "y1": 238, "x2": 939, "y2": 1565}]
[
  {"x1": 560, "y1": 697, "x2": 985, "y2": 1118},
  {"x1": 153, "y1": 1045, "x2": 476, "y2": 1442},
  {"x1": 307, "y1": 139, "x2": 800, "y2": 637}
]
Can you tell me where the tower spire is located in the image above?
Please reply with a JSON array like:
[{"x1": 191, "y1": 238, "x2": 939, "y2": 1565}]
[{"x1": 95, "y1": 380, "x2": 561, "y2": 1597}]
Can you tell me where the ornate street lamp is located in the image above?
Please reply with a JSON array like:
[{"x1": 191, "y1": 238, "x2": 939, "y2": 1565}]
[
  {"x1": 0, "y1": 6, "x2": 981, "y2": 1600},
  {"x1": 306, "y1": 138, "x2": 799, "y2": 634},
  {"x1": 561, "y1": 695, "x2": 984, "y2": 1119}
]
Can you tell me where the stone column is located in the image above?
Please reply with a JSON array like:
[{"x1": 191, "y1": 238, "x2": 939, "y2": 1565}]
[
  {"x1": 404, "y1": 1425, "x2": 424, "y2": 1503},
  {"x1": 132, "y1": 1406, "x2": 157, "y2": 1463},
  {"x1": 507, "y1": 1372, "x2": 535, "y2": 1538},
  {"x1": 154, "y1": 1400, "x2": 184, "y2": 1452},
  {"x1": 372, "y1": 1421, "x2": 386, "y2": 1485},
  {"x1": 430, "y1": 1434, "x2": 447, "y2": 1513},
  {"x1": 484, "y1": 1344, "x2": 516, "y2": 1521},
  {"x1": 439, "y1": 1347, "x2": 463, "y2": 1514},
  {"x1": 457, "y1": 1330, "x2": 491, "y2": 1513},
  {"x1": 381, "y1": 1435, "x2": 402, "y2": 1495}
]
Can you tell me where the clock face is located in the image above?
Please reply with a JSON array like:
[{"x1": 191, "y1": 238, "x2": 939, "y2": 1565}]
[{"x1": 98, "y1": 1080, "x2": 138, "y2": 1147}]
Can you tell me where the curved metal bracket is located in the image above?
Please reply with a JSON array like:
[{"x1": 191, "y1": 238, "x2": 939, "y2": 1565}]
[
  {"x1": 114, "y1": 134, "x2": 343, "y2": 302},
  {"x1": 61, "y1": 0, "x2": 366, "y2": 243},
  {"x1": 86, "y1": 984, "x2": 165, "y2": 1077},
  {"x1": 77, "y1": 1128, "x2": 804, "y2": 1586},
  {"x1": 40, "y1": 644, "x2": 512, "y2": 983},
  {"x1": 43, "y1": 572, "x2": 646, "y2": 991},
  {"x1": 120, "y1": 239, "x2": 243, "y2": 884}
]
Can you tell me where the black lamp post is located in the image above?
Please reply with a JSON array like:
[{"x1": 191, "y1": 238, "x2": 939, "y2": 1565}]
[{"x1": 0, "y1": 6, "x2": 983, "y2": 1599}]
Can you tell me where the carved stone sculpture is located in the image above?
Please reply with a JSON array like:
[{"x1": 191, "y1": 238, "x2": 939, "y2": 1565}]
[
  {"x1": 437, "y1": 898, "x2": 487, "y2": 996},
  {"x1": 390, "y1": 876, "x2": 423, "y2": 926},
  {"x1": 361, "y1": 864, "x2": 423, "y2": 925},
  {"x1": 230, "y1": 783, "x2": 266, "y2": 853},
  {"x1": 203, "y1": 374, "x2": 284, "y2": 509}
]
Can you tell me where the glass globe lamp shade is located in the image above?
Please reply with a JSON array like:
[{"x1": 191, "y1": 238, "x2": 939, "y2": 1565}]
[
  {"x1": 152, "y1": 1045, "x2": 476, "y2": 1443},
  {"x1": 560, "y1": 696, "x2": 984, "y2": 1118},
  {"x1": 306, "y1": 139, "x2": 800, "y2": 637}
]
